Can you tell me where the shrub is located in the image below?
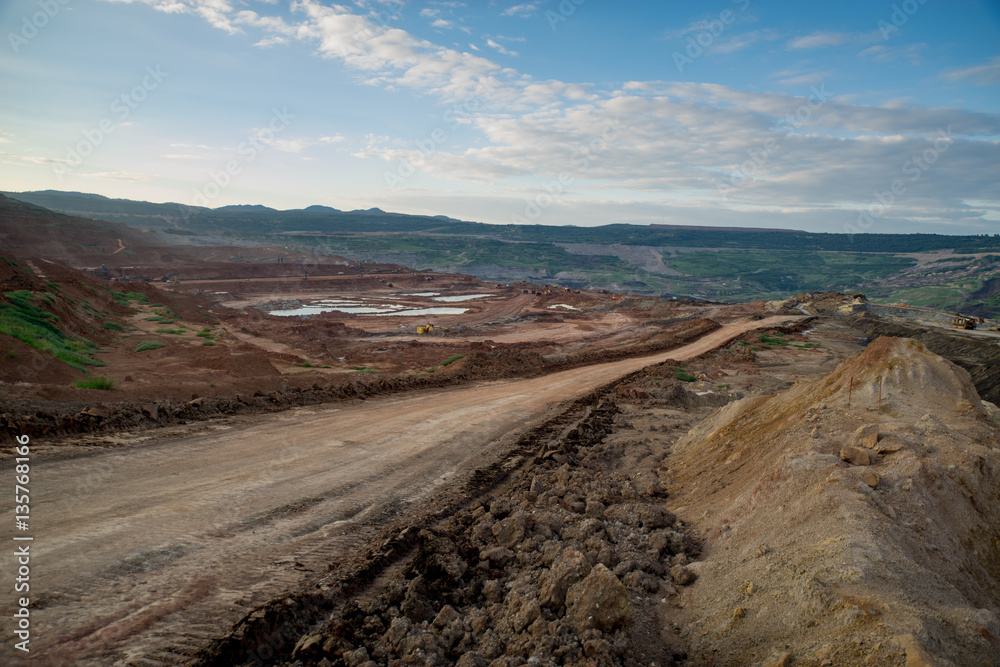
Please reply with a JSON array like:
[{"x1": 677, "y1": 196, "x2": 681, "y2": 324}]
[
  {"x1": 154, "y1": 328, "x2": 185, "y2": 335},
  {"x1": 75, "y1": 375, "x2": 116, "y2": 390},
  {"x1": 441, "y1": 354, "x2": 465, "y2": 366},
  {"x1": 102, "y1": 321, "x2": 124, "y2": 331},
  {"x1": 201, "y1": 341, "x2": 216, "y2": 346},
  {"x1": 135, "y1": 341, "x2": 165, "y2": 352},
  {"x1": 675, "y1": 371, "x2": 697, "y2": 382}
]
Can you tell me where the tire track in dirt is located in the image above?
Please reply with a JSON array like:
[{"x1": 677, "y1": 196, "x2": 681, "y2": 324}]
[{"x1": 0, "y1": 316, "x2": 801, "y2": 666}]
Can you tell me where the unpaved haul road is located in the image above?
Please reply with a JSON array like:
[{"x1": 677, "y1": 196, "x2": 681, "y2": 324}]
[{"x1": 1, "y1": 317, "x2": 799, "y2": 666}]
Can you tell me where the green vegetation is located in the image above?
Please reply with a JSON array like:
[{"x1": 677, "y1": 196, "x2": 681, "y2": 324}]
[
  {"x1": 759, "y1": 333, "x2": 790, "y2": 346},
  {"x1": 201, "y1": 341, "x2": 216, "y2": 346},
  {"x1": 135, "y1": 341, "x2": 165, "y2": 352},
  {"x1": 102, "y1": 321, "x2": 124, "y2": 331},
  {"x1": 352, "y1": 367, "x2": 381, "y2": 373},
  {"x1": 297, "y1": 360, "x2": 313, "y2": 367},
  {"x1": 675, "y1": 371, "x2": 697, "y2": 382},
  {"x1": 441, "y1": 354, "x2": 465, "y2": 366},
  {"x1": 0, "y1": 290, "x2": 105, "y2": 370},
  {"x1": 154, "y1": 328, "x2": 186, "y2": 335},
  {"x1": 111, "y1": 290, "x2": 149, "y2": 305},
  {"x1": 74, "y1": 375, "x2": 116, "y2": 390}
]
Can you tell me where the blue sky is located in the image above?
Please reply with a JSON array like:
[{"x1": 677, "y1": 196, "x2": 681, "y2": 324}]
[{"x1": 1, "y1": 0, "x2": 998, "y2": 234}]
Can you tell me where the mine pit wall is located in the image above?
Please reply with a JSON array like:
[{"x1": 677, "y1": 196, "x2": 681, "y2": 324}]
[
  {"x1": 867, "y1": 302, "x2": 999, "y2": 329},
  {"x1": 847, "y1": 315, "x2": 1000, "y2": 406}
]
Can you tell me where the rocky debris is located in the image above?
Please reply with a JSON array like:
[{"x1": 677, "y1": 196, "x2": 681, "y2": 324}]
[{"x1": 270, "y1": 396, "x2": 702, "y2": 666}]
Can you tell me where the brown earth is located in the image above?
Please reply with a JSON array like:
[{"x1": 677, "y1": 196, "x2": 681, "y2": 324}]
[{"x1": 0, "y1": 317, "x2": 798, "y2": 667}]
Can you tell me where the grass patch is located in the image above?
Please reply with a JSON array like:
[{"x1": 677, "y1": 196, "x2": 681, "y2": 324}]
[
  {"x1": 759, "y1": 333, "x2": 790, "y2": 346},
  {"x1": 154, "y1": 328, "x2": 186, "y2": 335},
  {"x1": 0, "y1": 290, "x2": 104, "y2": 370},
  {"x1": 675, "y1": 372, "x2": 697, "y2": 382},
  {"x1": 102, "y1": 321, "x2": 124, "y2": 331},
  {"x1": 201, "y1": 340, "x2": 216, "y2": 346},
  {"x1": 196, "y1": 331, "x2": 213, "y2": 338},
  {"x1": 441, "y1": 354, "x2": 465, "y2": 366},
  {"x1": 135, "y1": 341, "x2": 165, "y2": 352},
  {"x1": 352, "y1": 367, "x2": 381, "y2": 373},
  {"x1": 74, "y1": 375, "x2": 116, "y2": 390},
  {"x1": 297, "y1": 361, "x2": 313, "y2": 367}
]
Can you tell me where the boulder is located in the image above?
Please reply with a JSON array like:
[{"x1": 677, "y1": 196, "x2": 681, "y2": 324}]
[
  {"x1": 565, "y1": 563, "x2": 634, "y2": 633},
  {"x1": 840, "y1": 446, "x2": 871, "y2": 466},
  {"x1": 540, "y1": 547, "x2": 592, "y2": 609}
]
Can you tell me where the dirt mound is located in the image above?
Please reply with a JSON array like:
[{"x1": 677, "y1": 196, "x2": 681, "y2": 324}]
[
  {"x1": 849, "y1": 315, "x2": 1000, "y2": 405},
  {"x1": 668, "y1": 337, "x2": 1000, "y2": 666}
]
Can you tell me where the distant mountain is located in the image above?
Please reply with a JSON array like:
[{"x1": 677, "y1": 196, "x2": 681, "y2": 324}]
[
  {"x1": 215, "y1": 204, "x2": 277, "y2": 212},
  {"x1": 303, "y1": 205, "x2": 341, "y2": 213},
  {"x1": 0, "y1": 193, "x2": 165, "y2": 265}
]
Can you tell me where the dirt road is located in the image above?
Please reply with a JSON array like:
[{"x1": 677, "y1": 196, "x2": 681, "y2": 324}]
[{"x1": 1, "y1": 316, "x2": 800, "y2": 666}]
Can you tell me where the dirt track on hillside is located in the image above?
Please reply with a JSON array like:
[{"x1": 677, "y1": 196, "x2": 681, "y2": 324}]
[{"x1": 0, "y1": 317, "x2": 799, "y2": 666}]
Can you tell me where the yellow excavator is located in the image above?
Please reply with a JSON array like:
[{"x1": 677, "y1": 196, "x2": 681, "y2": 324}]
[{"x1": 417, "y1": 324, "x2": 435, "y2": 334}]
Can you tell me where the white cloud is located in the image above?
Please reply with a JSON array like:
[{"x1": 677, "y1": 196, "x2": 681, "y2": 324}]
[
  {"x1": 431, "y1": 18, "x2": 452, "y2": 29},
  {"x1": 788, "y1": 31, "x2": 850, "y2": 49},
  {"x1": 771, "y1": 69, "x2": 831, "y2": 86},
  {"x1": 944, "y1": 56, "x2": 1000, "y2": 86},
  {"x1": 254, "y1": 35, "x2": 288, "y2": 47},
  {"x1": 711, "y1": 29, "x2": 781, "y2": 54},
  {"x1": 859, "y1": 43, "x2": 925, "y2": 65},
  {"x1": 501, "y1": 3, "x2": 539, "y2": 18},
  {"x1": 486, "y1": 39, "x2": 518, "y2": 57}
]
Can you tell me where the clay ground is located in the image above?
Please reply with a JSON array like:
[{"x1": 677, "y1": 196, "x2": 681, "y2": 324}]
[{"x1": 0, "y1": 317, "x2": 801, "y2": 666}]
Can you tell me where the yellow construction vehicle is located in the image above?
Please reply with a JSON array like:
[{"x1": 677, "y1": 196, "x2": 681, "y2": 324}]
[
  {"x1": 417, "y1": 324, "x2": 435, "y2": 334},
  {"x1": 953, "y1": 316, "x2": 977, "y2": 330}
]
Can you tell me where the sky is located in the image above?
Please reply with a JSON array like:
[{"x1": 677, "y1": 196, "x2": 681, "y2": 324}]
[{"x1": 1, "y1": 0, "x2": 999, "y2": 234}]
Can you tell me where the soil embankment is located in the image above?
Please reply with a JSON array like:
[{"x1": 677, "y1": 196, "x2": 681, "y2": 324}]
[{"x1": 848, "y1": 315, "x2": 1000, "y2": 405}]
